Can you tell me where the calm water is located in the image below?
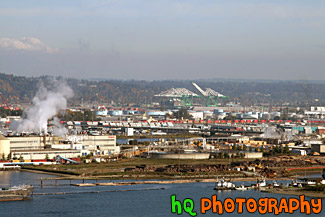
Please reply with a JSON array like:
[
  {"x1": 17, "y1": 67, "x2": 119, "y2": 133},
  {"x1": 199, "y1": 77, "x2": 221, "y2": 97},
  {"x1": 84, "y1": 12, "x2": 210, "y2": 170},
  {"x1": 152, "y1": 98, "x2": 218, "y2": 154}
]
[{"x1": 0, "y1": 171, "x2": 324, "y2": 217}]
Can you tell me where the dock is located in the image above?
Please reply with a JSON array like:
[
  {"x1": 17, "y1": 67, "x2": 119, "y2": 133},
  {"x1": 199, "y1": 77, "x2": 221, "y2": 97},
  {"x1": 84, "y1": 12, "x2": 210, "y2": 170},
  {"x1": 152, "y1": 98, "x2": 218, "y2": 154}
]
[{"x1": 33, "y1": 187, "x2": 165, "y2": 195}]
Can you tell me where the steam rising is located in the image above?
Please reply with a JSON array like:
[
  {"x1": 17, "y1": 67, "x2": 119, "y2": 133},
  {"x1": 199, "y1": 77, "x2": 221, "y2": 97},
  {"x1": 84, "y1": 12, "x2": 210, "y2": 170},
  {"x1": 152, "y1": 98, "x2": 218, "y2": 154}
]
[
  {"x1": 11, "y1": 81, "x2": 73, "y2": 134},
  {"x1": 263, "y1": 126, "x2": 296, "y2": 141},
  {"x1": 263, "y1": 126, "x2": 280, "y2": 139},
  {"x1": 52, "y1": 117, "x2": 68, "y2": 137}
]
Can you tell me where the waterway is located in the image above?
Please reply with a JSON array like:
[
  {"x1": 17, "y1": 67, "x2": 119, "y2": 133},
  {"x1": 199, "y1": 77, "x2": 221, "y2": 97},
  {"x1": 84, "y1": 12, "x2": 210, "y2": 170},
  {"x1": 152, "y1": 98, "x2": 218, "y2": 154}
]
[{"x1": 0, "y1": 171, "x2": 323, "y2": 217}]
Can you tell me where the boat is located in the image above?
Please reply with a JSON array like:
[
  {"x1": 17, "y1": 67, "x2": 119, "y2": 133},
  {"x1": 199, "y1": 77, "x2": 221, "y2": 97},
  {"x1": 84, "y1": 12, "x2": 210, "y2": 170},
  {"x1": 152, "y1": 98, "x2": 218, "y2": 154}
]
[
  {"x1": 273, "y1": 181, "x2": 280, "y2": 188},
  {"x1": 235, "y1": 184, "x2": 248, "y2": 191},
  {"x1": 214, "y1": 178, "x2": 235, "y2": 190},
  {"x1": 291, "y1": 180, "x2": 299, "y2": 187},
  {"x1": 256, "y1": 177, "x2": 267, "y2": 188},
  {"x1": 0, "y1": 184, "x2": 34, "y2": 202}
]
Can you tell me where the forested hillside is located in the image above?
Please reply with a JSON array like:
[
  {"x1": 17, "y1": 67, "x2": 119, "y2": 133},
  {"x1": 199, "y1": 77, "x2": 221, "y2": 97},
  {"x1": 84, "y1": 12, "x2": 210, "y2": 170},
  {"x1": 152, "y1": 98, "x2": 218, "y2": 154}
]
[{"x1": 0, "y1": 72, "x2": 324, "y2": 107}]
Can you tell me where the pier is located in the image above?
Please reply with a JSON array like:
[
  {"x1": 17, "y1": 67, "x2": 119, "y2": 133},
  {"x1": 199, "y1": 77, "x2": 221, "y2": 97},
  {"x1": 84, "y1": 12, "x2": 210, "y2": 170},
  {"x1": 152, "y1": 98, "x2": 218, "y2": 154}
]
[{"x1": 33, "y1": 187, "x2": 165, "y2": 196}]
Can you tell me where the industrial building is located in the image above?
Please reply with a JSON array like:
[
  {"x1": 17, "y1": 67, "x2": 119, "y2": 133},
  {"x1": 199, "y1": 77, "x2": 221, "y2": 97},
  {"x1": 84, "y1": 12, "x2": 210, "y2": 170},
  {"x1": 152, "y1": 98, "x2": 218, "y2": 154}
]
[
  {"x1": 0, "y1": 135, "x2": 10, "y2": 158},
  {"x1": 8, "y1": 136, "x2": 45, "y2": 150},
  {"x1": 0, "y1": 134, "x2": 120, "y2": 160},
  {"x1": 77, "y1": 135, "x2": 119, "y2": 155},
  {"x1": 11, "y1": 149, "x2": 81, "y2": 161},
  {"x1": 311, "y1": 143, "x2": 325, "y2": 155}
]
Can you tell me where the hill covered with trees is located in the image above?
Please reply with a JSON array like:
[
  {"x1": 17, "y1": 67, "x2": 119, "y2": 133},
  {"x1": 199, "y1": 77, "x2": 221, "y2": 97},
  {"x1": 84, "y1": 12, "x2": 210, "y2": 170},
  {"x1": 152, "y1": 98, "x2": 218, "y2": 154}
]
[{"x1": 0, "y1": 72, "x2": 324, "y2": 108}]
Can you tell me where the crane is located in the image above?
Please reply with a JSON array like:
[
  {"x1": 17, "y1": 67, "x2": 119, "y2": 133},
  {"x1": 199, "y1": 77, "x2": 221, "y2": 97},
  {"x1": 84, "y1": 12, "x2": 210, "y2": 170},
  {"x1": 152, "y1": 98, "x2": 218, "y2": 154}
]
[
  {"x1": 155, "y1": 88, "x2": 199, "y2": 107},
  {"x1": 192, "y1": 82, "x2": 208, "y2": 97},
  {"x1": 192, "y1": 82, "x2": 228, "y2": 107}
]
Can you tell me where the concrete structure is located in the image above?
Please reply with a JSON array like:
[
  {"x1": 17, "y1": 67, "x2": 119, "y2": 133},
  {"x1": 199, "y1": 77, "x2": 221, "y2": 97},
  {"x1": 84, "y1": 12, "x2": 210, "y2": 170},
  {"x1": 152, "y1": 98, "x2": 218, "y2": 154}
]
[
  {"x1": 77, "y1": 135, "x2": 120, "y2": 155},
  {"x1": 1, "y1": 134, "x2": 120, "y2": 160},
  {"x1": 125, "y1": 128, "x2": 134, "y2": 136},
  {"x1": 0, "y1": 135, "x2": 10, "y2": 158},
  {"x1": 8, "y1": 136, "x2": 44, "y2": 151},
  {"x1": 311, "y1": 144, "x2": 325, "y2": 154},
  {"x1": 11, "y1": 149, "x2": 81, "y2": 161},
  {"x1": 188, "y1": 111, "x2": 204, "y2": 120},
  {"x1": 248, "y1": 140, "x2": 267, "y2": 146},
  {"x1": 243, "y1": 152, "x2": 263, "y2": 159},
  {"x1": 318, "y1": 127, "x2": 325, "y2": 134},
  {"x1": 291, "y1": 149, "x2": 307, "y2": 156}
]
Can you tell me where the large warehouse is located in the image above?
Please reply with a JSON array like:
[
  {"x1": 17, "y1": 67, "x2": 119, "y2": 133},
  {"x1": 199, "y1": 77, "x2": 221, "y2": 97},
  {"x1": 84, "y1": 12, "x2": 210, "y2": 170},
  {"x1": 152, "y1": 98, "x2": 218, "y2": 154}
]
[{"x1": 0, "y1": 134, "x2": 120, "y2": 160}]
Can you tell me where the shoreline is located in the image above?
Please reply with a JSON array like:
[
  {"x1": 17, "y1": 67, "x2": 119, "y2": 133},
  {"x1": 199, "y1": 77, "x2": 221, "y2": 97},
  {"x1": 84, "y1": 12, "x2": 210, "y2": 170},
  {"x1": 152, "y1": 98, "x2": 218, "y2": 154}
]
[
  {"x1": 11, "y1": 170, "x2": 325, "y2": 199},
  {"x1": 20, "y1": 168, "x2": 72, "y2": 177},
  {"x1": 21, "y1": 168, "x2": 292, "y2": 182}
]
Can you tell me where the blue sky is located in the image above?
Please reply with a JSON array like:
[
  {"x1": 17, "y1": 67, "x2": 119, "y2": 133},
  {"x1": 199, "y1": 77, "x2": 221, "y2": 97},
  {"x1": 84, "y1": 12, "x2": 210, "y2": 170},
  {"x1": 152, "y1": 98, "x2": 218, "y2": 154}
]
[{"x1": 0, "y1": 0, "x2": 324, "y2": 80}]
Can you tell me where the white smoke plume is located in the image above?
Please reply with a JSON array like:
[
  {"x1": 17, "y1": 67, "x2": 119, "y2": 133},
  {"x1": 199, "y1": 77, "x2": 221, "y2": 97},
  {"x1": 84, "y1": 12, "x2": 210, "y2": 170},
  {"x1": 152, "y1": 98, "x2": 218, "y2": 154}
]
[
  {"x1": 52, "y1": 117, "x2": 68, "y2": 137},
  {"x1": 263, "y1": 126, "x2": 280, "y2": 139},
  {"x1": 10, "y1": 80, "x2": 73, "y2": 134},
  {"x1": 263, "y1": 126, "x2": 296, "y2": 141}
]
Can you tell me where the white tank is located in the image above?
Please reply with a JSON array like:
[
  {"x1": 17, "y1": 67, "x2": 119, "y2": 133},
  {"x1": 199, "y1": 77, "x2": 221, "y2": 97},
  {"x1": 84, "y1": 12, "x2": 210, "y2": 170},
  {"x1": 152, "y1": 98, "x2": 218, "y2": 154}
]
[{"x1": 0, "y1": 135, "x2": 10, "y2": 158}]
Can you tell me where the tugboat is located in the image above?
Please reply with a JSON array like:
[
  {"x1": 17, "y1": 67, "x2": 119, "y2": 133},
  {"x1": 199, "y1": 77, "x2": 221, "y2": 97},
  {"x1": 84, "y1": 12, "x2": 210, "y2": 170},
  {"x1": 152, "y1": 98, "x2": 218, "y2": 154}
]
[
  {"x1": 0, "y1": 184, "x2": 34, "y2": 202},
  {"x1": 214, "y1": 178, "x2": 235, "y2": 190}
]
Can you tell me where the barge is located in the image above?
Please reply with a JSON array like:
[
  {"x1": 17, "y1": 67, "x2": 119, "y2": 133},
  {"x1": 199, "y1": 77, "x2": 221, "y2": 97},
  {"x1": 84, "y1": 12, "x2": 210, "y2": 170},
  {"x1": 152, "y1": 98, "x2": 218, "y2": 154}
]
[{"x1": 0, "y1": 185, "x2": 34, "y2": 202}]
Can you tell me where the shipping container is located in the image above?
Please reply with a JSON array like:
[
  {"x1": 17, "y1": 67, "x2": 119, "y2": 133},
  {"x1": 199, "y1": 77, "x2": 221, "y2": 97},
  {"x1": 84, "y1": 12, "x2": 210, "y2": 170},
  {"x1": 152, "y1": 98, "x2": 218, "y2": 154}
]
[
  {"x1": 32, "y1": 159, "x2": 48, "y2": 162},
  {"x1": 0, "y1": 160, "x2": 11, "y2": 163}
]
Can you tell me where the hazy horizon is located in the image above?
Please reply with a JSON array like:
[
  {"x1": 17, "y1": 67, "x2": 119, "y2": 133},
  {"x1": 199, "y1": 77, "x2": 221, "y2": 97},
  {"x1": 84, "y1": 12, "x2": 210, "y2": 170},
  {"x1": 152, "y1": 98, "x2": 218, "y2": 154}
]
[
  {"x1": 1, "y1": 0, "x2": 324, "y2": 80},
  {"x1": 3, "y1": 72, "x2": 325, "y2": 84}
]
